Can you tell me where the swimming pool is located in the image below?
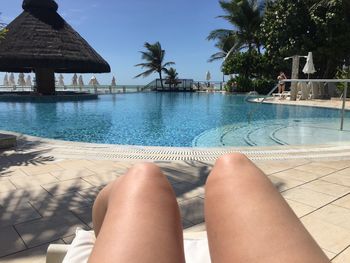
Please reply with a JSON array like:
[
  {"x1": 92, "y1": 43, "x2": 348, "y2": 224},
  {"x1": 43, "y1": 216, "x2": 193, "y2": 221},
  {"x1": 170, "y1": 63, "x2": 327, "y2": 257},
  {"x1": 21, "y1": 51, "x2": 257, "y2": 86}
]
[{"x1": 0, "y1": 93, "x2": 349, "y2": 147}]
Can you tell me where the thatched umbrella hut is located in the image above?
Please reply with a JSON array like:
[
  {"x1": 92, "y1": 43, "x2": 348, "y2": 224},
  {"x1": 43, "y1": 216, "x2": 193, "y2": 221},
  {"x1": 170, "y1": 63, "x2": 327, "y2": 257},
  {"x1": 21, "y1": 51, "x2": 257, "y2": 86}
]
[{"x1": 0, "y1": 0, "x2": 110, "y2": 95}]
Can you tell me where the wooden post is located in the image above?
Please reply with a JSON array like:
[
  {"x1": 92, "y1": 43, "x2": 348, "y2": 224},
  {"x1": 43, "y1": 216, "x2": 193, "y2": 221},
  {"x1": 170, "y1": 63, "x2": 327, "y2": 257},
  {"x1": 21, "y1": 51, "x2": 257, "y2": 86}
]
[
  {"x1": 290, "y1": 56, "x2": 300, "y2": 101},
  {"x1": 35, "y1": 68, "x2": 55, "y2": 95}
]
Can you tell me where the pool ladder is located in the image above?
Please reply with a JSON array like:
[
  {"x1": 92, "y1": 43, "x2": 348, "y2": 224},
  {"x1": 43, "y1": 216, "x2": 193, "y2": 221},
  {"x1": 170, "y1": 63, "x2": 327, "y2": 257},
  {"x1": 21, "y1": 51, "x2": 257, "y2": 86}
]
[{"x1": 246, "y1": 83, "x2": 279, "y2": 124}]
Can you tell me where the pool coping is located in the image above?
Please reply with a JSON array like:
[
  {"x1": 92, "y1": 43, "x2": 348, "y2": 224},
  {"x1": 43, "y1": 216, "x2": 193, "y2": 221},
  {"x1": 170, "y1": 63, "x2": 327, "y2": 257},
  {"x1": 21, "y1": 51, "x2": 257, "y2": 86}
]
[{"x1": 3, "y1": 130, "x2": 350, "y2": 161}]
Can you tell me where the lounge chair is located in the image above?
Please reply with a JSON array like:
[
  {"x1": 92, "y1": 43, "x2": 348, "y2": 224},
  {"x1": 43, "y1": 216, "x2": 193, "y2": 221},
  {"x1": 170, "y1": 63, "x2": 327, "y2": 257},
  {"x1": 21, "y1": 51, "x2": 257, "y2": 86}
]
[{"x1": 46, "y1": 227, "x2": 210, "y2": 263}]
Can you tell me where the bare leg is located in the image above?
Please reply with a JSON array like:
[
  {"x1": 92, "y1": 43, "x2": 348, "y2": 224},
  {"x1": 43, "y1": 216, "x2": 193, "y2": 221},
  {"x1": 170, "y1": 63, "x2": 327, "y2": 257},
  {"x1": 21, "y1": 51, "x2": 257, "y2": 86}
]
[
  {"x1": 88, "y1": 163, "x2": 185, "y2": 263},
  {"x1": 205, "y1": 154, "x2": 329, "y2": 263},
  {"x1": 278, "y1": 84, "x2": 282, "y2": 94}
]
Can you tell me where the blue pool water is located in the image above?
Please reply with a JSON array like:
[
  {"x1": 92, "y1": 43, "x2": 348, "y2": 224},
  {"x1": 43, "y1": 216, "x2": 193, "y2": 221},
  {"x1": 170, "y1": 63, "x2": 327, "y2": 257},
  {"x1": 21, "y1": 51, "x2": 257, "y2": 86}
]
[{"x1": 0, "y1": 93, "x2": 349, "y2": 147}]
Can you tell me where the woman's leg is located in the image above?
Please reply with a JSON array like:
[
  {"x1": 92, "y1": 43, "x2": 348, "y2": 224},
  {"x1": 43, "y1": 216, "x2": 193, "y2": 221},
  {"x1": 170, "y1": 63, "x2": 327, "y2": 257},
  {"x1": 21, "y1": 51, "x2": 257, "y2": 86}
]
[
  {"x1": 88, "y1": 163, "x2": 185, "y2": 263},
  {"x1": 205, "y1": 154, "x2": 329, "y2": 263},
  {"x1": 278, "y1": 84, "x2": 282, "y2": 94}
]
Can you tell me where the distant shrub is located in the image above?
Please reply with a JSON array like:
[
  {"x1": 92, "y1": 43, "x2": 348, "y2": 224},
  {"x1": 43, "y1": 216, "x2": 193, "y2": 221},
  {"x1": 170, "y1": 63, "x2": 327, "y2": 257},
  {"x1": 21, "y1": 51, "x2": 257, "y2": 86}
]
[{"x1": 252, "y1": 78, "x2": 276, "y2": 95}]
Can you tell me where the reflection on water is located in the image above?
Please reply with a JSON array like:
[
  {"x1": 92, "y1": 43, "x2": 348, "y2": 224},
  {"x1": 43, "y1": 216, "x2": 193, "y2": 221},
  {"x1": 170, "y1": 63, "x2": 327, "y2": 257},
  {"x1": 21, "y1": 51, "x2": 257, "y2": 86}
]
[{"x1": 0, "y1": 93, "x2": 349, "y2": 147}]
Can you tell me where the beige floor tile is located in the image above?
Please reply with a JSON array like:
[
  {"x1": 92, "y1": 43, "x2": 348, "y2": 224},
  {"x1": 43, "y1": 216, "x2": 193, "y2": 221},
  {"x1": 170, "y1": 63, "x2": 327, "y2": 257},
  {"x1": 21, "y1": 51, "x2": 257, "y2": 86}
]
[
  {"x1": 0, "y1": 187, "x2": 51, "y2": 208},
  {"x1": 15, "y1": 213, "x2": 87, "y2": 248},
  {"x1": 322, "y1": 172, "x2": 350, "y2": 187},
  {"x1": 82, "y1": 173, "x2": 119, "y2": 187},
  {"x1": 30, "y1": 192, "x2": 91, "y2": 217},
  {"x1": 0, "y1": 241, "x2": 63, "y2": 263},
  {"x1": 284, "y1": 199, "x2": 316, "y2": 217},
  {"x1": 77, "y1": 187, "x2": 103, "y2": 203},
  {"x1": 300, "y1": 180, "x2": 350, "y2": 197},
  {"x1": 0, "y1": 169, "x2": 27, "y2": 179},
  {"x1": 0, "y1": 203, "x2": 41, "y2": 227},
  {"x1": 333, "y1": 167, "x2": 350, "y2": 176},
  {"x1": 0, "y1": 226, "x2": 26, "y2": 257},
  {"x1": 0, "y1": 179, "x2": 16, "y2": 193},
  {"x1": 269, "y1": 175, "x2": 305, "y2": 192},
  {"x1": 20, "y1": 164, "x2": 64, "y2": 176},
  {"x1": 332, "y1": 246, "x2": 350, "y2": 263},
  {"x1": 306, "y1": 205, "x2": 350, "y2": 231},
  {"x1": 282, "y1": 188, "x2": 336, "y2": 208},
  {"x1": 10, "y1": 173, "x2": 59, "y2": 189},
  {"x1": 41, "y1": 179, "x2": 93, "y2": 196},
  {"x1": 323, "y1": 249, "x2": 337, "y2": 260},
  {"x1": 301, "y1": 216, "x2": 350, "y2": 254},
  {"x1": 272, "y1": 168, "x2": 320, "y2": 182},
  {"x1": 56, "y1": 159, "x2": 95, "y2": 169},
  {"x1": 70, "y1": 206, "x2": 93, "y2": 228},
  {"x1": 312, "y1": 160, "x2": 350, "y2": 170},
  {"x1": 294, "y1": 163, "x2": 338, "y2": 176},
  {"x1": 51, "y1": 168, "x2": 96, "y2": 181},
  {"x1": 85, "y1": 164, "x2": 119, "y2": 174},
  {"x1": 333, "y1": 194, "x2": 350, "y2": 210}
]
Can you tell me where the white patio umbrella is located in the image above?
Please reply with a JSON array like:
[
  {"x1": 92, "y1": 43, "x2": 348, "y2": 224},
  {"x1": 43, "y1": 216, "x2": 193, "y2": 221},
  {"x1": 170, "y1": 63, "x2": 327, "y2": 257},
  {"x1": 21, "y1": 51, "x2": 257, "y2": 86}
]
[
  {"x1": 9, "y1": 73, "x2": 15, "y2": 86},
  {"x1": 111, "y1": 76, "x2": 117, "y2": 87},
  {"x1": 302, "y1": 52, "x2": 316, "y2": 78},
  {"x1": 58, "y1": 74, "x2": 64, "y2": 86},
  {"x1": 78, "y1": 75, "x2": 84, "y2": 86},
  {"x1": 71, "y1": 73, "x2": 78, "y2": 86},
  {"x1": 18, "y1": 73, "x2": 26, "y2": 86},
  {"x1": 3, "y1": 73, "x2": 9, "y2": 86},
  {"x1": 25, "y1": 75, "x2": 32, "y2": 86}
]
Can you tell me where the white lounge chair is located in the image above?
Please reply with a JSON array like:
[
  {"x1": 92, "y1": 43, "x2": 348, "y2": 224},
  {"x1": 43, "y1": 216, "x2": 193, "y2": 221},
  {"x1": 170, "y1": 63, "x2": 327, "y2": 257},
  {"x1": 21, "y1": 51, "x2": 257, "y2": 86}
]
[{"x1": 46, "y1": 227, "x2": 210, "y2": 263}]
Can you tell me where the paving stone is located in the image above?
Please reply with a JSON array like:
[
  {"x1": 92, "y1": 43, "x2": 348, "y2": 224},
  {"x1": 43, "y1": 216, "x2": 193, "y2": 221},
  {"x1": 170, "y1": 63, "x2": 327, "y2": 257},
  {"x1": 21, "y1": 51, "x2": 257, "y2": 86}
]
[
  {"x1": 20, "y1": 164, "x2": 64, "y2": 176},
  {"x1": 0, "y1": 226, "x2": 26, "y2": 257},
  {"x1": 10, "y1": 173, "x2": 59, "y2": 189},
  {"x1": 41, "y1": 178, "x2": 93, "y2": 196},
  {"x1": 269, "y1": 175, "x2": 305, "y2": 192},
  {"x1": 56, "y1": 159, "x2": 95, "y2": 169},
  {"x1": 85, "y1": 164, "x2": 120, "y2": 174},
  {"x1": 272, "y1": 168, "x2": 321, "y2": 182},
  {"x1": 332, "y1": 193, "x2": 350, "y2": 210},
  {"x1": 306, "y1": 205, "x2": 350, "y2": 231},
  {"x1": 62, "y1": 234, "x2": 76, "y2": 244},
  {"x1": 300, "y1": 180, "x2": 350, "y2": 197},
  {"x1": 0, "y1": 187, "x2": 51, "y2": 209},
  {"x1": 312, "y1": 160, "x2": 350, "y2": 170},
  {"x1": 255, "y1": 163, "x2": 298, "y2": 175},
  {"x1": 77, "y1": 187, "x2": 103, "y2": 203},
  {"x1": 30, "y1": 192, "x2": 91, "y2": 217},
  {"x1": 322, "y1": 249, "x2": 336, "y2": 260},
  {"x1": 0, "y1": 203, "x2": 41, "y2": 228},
  {"x1": 15, "y1": 212, "x2": 87, "y2": 248},
  {"x1": 82, "y1": 173, "x2": 119, "y2": 187},
  {"x1": 0, "y1": 169, "x2": 27, "y2": 179},
  {"x1": 301, "y1": 216, "x2": 350, "y2": 254},
  {"x1": 294, "y1": 163, "x2": 337, "y2": 176},
  {"x1": 70, "y1": 206, "x2": 93, "y2": 229},
  {"x1": 322, "y1": 172, "x2": 350, "y2": 187},
  {"x1": 51, "y1": 168, "x2": 96, "y2": 181},
  {"x1": 179, "y1": 197, "x2": 205, "y2": 225},
  {"x1": 0, "y1": 239, "x2": 64, "y2": 263},
  {"x1": 332, "y1": 246, "x2": 350, "y2": 262},
  {"x1": 282, "y1": 187, "x2": 337, "y2": 208},
  {"x1": 284, "y1": 199, "x2": 316, "y2": 217},
  {"x1": 333, "y1": 167, "x2": 350, "y2": 176},
  {"x1": 0, "y1": 179, "x2": 16, "y2": 193}
]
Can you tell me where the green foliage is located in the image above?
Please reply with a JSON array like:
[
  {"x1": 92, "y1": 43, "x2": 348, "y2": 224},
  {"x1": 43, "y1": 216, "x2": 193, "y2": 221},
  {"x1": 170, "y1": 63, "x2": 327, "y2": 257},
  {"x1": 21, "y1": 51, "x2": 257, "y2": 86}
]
[
  {"x1": 165, "y1": 67, "x2": 179, "y2": 88},
  {"x1": 252, "y1": 78, "x2": 276, "y2": 95},
  {"x1": 0, "y1": 14, "x2": 7, "y2": 41},
  {"x1": 261, "y1": 0, "x2": 350, "y2": 79},
  {"x1": 232, "y1": 75, "x2": 253, "y2": 92},
  {"x1": 335, "y1": 67, "x2": 350, "y2": 97}
]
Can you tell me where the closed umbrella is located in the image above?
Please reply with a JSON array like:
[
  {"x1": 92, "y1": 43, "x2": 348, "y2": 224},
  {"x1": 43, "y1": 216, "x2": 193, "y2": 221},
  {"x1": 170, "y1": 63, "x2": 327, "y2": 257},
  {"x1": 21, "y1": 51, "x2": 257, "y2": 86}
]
[
  {"x1": 111, "y1": 76, "x2": 117, "y2": 87},
  {"x1": 9, "y1": 73, "x2": 15, "y2": 86},
  {"x1": 302, "y1": 52, "x2": 316, "y2": 78},
  {"x1": 25, "y1": 75, "x2": 32, "y2": 86},
  {"x1": 58, "y1": 74, "x2": 64, "y2": 86},
  {"x1": 206, "y1": 71, "x2": 211, "y2": 81},
  {"x1": 71, "y1": 73, "x2": 78, "y2": 86},
  {"x1": 3, "y1": 73, "x2": 9, "y2": 86},
  {"x1": 78, "y1": 75, "x2": 84, "y2": 86},
  {"x1": 18, "y1": 73, "x2": 26, "y2": 86},
  {"x1": 89, "y1": 75, "x2": 99, "y2": 86}
]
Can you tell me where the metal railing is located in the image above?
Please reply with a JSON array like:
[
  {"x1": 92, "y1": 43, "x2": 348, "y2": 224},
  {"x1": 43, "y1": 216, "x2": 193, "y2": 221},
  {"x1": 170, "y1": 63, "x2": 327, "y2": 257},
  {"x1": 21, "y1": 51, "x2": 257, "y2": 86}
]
[{"x1": 282, "y1": 79, "x2": 350, "y2": 131}]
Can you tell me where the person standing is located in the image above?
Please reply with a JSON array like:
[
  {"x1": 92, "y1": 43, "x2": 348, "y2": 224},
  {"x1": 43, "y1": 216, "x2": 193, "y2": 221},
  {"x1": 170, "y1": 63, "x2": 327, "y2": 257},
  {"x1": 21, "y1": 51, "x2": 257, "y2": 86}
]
[{"x1": 277, "y1": 71, "x2": 287, "y2": 94}]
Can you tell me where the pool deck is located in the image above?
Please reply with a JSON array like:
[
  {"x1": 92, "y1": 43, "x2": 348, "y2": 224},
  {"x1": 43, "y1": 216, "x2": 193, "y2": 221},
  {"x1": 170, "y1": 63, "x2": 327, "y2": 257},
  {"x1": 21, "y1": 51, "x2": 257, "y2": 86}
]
[
  {"x1": 251, "y1": 96, "x2": 350, "y2": 110},
  {"x1": 1, "y1": 134, "x2": 350, "y2": 262}
]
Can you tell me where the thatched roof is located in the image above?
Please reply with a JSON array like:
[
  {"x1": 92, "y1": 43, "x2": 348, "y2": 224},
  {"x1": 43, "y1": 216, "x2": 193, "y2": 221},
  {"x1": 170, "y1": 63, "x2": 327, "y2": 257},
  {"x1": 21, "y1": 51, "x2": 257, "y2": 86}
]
[{"x1": 0, "y1": 0, "x2": 110, "y2": 73}]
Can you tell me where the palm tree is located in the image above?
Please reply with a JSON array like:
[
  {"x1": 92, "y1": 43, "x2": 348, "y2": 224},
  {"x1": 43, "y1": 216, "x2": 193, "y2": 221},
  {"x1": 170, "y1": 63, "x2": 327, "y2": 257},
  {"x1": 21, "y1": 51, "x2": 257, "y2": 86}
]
[
  {"x1": 135, "y1": 42, "x2": 175, "y2": 90},
  {"x1": 165, "y1": 67, "x2": 179, "y2": 89},
  {"x1": 207, "y1": 31, "x2": 241, "y2": 63},
  {"x1": 0, "y1": 14, "x2": 8, "y2": 41},
  {"x1": 209, "y1": 0, "x2": 264, "y2": 54}
]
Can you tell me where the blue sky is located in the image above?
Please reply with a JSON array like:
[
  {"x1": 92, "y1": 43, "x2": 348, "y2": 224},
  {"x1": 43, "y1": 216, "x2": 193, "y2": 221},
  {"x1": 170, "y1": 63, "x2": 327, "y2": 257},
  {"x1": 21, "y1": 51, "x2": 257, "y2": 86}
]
[{"x1": 1, "y1": 0, "x2": 231, "y2": 85}]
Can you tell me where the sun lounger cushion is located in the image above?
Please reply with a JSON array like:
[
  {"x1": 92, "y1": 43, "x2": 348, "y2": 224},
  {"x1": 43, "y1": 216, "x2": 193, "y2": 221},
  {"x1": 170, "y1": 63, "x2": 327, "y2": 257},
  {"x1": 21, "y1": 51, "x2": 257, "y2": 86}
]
[{"x1": 62, "y1": 228, "x2": 211, "y2": 263}]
